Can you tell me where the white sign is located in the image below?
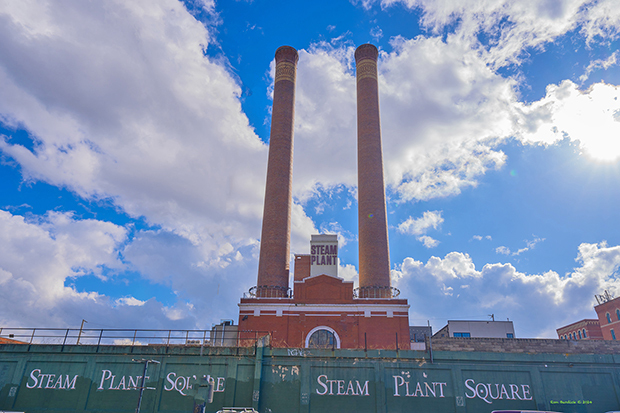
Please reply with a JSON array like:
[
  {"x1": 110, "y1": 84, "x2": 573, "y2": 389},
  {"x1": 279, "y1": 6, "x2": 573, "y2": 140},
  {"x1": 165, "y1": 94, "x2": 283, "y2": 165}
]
[{"x1": 310, "y1": 234, "x2": 338, "y2": 278}]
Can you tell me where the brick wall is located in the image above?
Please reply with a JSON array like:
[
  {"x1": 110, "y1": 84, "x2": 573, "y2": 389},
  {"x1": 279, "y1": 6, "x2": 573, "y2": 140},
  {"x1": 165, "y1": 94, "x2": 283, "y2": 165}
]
[{"x1": 429, "y1": 336, "x2": 620, "y2": 354}]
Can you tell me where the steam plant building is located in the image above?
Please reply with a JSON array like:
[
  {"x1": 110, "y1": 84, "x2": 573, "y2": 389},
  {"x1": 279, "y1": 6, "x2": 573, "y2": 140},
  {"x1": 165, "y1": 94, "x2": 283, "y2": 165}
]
[{"x1": 237, "y1": 45, "x2": 410, "y2": 349}]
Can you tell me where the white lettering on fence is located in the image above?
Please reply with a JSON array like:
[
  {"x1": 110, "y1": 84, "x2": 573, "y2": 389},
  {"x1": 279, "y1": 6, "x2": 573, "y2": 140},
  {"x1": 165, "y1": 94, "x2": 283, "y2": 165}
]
[
  {"x1": 26, "y1": 369, "x2": 78, "y2": 390},
  {"x1": 316, "y1": 374, "x2": 370, "y2": 396},
  {"x1": 464, "y1": 379, "x2": 533, "y2": 404}
]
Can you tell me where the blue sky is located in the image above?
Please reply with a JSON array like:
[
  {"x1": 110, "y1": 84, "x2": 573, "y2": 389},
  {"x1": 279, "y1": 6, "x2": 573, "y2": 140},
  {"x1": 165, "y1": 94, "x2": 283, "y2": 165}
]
[{"x1": 1, "y1": 0, "x2": 620, "y2": 338}]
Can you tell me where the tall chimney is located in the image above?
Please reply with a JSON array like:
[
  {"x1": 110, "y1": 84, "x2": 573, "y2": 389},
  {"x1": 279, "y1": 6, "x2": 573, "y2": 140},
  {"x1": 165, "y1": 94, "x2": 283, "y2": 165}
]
[
  {"x1": 355, "y1": 44, "x2": 391, "y2": 298},
  {"x1": 256, "y1": 46, "x2": 299, "y2": 298}
]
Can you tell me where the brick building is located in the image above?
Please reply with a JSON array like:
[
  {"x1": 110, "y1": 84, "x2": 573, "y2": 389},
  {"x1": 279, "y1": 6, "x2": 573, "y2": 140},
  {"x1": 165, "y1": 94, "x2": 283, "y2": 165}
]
[
  {"x1": 238, "y1": 45, "x2": 410, "y2": 350},
  {"x1": 594, "y1": 293, "x2": 620, "y2": 340},
  {"x1": 556, "y1": 319, "x2": 603, "y2": 340},
  {"x1": 239, "y1": 234, "x2": 410, "y2": 349}
]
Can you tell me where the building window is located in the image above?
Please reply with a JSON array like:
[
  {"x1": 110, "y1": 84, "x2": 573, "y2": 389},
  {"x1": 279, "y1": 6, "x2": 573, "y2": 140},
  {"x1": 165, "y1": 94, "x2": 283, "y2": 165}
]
[
  {"x1": 506, "y1": 333, "x2": 514, "y2": 338},
  {"x1": 578, "y1": 331, "x2": 582, "y2": 339},
  {"x1": 306, "y1": 326, "x2": 341, "y2": 349},
  {"x1": 607, "y1": 312, "x2": 612, "y2": 324},
  {"x1": 453, "y1": 332, "x2": 471, "y2": 337},
  {"x1": 573, "y1": 332, "x2": 577, "y2": 340},
  {"x1": 582, "y1": 329, "x2": 587, "y2": 338},
  {"x1": 612, "y1": 329, "x2": 617, "y2": 341},
  {"x1": 616, "y1": 309, "x2": 620, "y2": 320},
  {"x1": 308, "y1": 329, "x2": 335, "y2": 348}
]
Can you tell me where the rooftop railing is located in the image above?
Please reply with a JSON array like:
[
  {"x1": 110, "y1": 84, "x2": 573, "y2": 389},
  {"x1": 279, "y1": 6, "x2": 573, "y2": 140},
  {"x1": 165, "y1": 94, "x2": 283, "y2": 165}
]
[
  {"x1": 354, "y1": 286, "x2": 400, "y2": 298},
  {"x1": 0, "y1": 327, "x2": 270, "y2": 348},
  {"x1": 244, "y1": 285, "x2": 292, "y2": 298}
]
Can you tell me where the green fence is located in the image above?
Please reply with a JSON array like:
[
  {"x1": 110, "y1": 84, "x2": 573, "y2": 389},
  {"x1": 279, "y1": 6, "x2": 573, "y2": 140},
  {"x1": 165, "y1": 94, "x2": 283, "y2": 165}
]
[{"x1": 1, "y1": 343, "x2": 619, "y2": 412}]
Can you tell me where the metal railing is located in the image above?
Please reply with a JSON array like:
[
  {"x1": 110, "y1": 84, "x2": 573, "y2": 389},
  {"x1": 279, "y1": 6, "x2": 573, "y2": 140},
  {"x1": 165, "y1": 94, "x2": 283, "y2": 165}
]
[
  {"x1": 245, "y1": 285, "x2": 292, "y2": 298},
  {"x1": 0, "y1": 327, "x2": 271, "y2": 348},
  {"x1": 353, "y1": 286, "x2": 400, "y2": 298},
  {"x1": 242, "y1": 285, "x2": 400, "y2": 299}
]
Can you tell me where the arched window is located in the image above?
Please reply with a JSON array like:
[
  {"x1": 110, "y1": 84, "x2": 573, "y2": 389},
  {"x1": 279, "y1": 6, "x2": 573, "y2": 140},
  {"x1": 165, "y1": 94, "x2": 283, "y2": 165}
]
[
  {"x1": 616, "y1": 309, "x2": 620, "y2": 320},
  {"x1": 582, "y1": 329, "x2": 587, "y2": 338},
  {"x1": 607, "y1": 312, "x2": 612, "y2": 324},
  {"x1": 612, "y1": 329, "x2": 617, "y2": 341},
  {"x1": 573, "y1": 332, "x2": 577, "y2": 340},
  {"x1": 305, "y1": 326, "x2": 341, "y2": 349},
  {"x1": 578, "y1": 330, "x2": 582, "y2": 339}
]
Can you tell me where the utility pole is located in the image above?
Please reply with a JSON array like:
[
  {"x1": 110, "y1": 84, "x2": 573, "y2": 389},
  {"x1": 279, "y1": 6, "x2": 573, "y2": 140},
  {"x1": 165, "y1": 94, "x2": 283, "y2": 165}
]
[
  {"x1": 76, "y1": 319, "x2": 87, "y2": 345},
  {"x1": 132, "y1": 359, "x2": 160, "y2": 413}
]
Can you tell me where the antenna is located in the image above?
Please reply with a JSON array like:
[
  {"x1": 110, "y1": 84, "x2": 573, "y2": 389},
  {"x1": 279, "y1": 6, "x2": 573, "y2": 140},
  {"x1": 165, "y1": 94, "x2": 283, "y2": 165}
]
[{"x1": 595, "y1": 290, "x2": 615, "y2": 305}]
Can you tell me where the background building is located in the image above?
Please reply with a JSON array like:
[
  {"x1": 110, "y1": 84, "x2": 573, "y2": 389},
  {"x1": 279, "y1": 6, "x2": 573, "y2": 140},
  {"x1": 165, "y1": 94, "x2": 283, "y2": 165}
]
[
  {"x1": 594, "y1": 292, "x2": 620, "y2": 340},
  {"x1": 409, "y1": 325, "x2": 432, "y2": 350},
  {"x1": 556, "y1": 319, "x2": 602, "y2": 340},
  {"x1": 433, "y1": 320, "x2": 515, "y2": 338},
  {"x1": 558, "y1": 291, "x2": 620, "y2": 341}
]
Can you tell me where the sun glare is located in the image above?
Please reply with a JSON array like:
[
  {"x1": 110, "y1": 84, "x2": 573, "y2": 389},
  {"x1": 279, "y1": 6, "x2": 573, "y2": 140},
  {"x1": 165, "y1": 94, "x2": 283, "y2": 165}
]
[
  {"x1": 553, "y1": 83, "x2": 620, "y2": 163},
  {"x1": 582, "y1": 131, "x2": 620, "y2": 162}
]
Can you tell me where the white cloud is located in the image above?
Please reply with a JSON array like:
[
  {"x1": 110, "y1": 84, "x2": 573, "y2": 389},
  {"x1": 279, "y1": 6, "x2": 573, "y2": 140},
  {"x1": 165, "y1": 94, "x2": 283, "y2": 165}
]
[
  {"x1": 0, "y1": 208, "x2": 261, "y2": 329},
  {"x1": 580, "y1": 51, "x2": 618, "y2": 83},
  {"x1": 317, "y1": 221, "x2": 354, "y2": 248},
  {"x1": 115, "y1": 297, "x2": 146, "y2": 307},
  {"x1": 395, "y1": 242, "x2": 620, "y2": 338},
  {"x1": 496, "y1": 237, "x2": 545, "y2": 256},
  {"x1": 370, "y1": 26, "x2": 383, "y2": 41},
  {"x1": 338, "y1": 263, "x2": 359, "y2": 287},
  {"x1": 419, "y1": 235, "x2": 440, "y2": 248},
  {"x1": 398, "y1": 211, "x2": 443, "y2": 248},
  {"x1": 293, "y1": 46, "x2": 357, "y2": 198},
  {"x1": 380, "y1": 0, "x2": 620, "y2": 68},
  {"x1": 0, "y1": 209, "x2": 124, "y2": 325},
  {"x1": 288, "y1": 0, "x2": 620, "y2": 206},
  {"x1": 295, "y1": 37, "x2": 512, "y2": 203},
  {"x1": 120, "y1": 228, "x2": 259, "y2": 326},
  {"x1": 496, "y1": 246, "x2": 511, "y2": 255},
  {"x1": 518, "y1": 80, "x2": 620, "y2": 161},
  {"x1": 293, "y1": 3, "x2": 619, "y2": 202},
  {"x1": 398, "y1": 210, "x2": 443, "y2": 235},
  {"x1": 0, "y1": 0, "x2": 268, "y2": 266}
]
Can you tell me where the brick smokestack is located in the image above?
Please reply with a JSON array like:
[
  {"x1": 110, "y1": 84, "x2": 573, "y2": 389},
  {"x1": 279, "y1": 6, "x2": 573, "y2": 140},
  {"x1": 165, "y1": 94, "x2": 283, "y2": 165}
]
[
  {"x1": 256, "y1": 46, "x2": 299, "y2": 298},
  {"x1": 355, "y1": 44, "x2": 391, "y2": 298}
]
